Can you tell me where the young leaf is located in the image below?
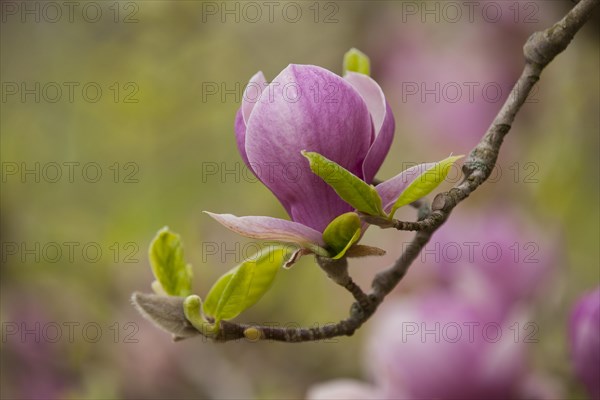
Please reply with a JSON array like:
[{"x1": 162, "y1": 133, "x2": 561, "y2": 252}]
[
  {"x1": 322, "y1": 212, "x2": 362, "y2": 259},
  {"x1": 389, "y1": 155, "x2": 463, "y2": 216},
  {"x1": 148, "y1": 227, "x2": 193, "y2": 297},
  {"x1": 302, "y1": 151, "x2": 384, "y2": 216},
  {"x1": 343, "y1": 48, "x2": 371, "y2": 76},
  {"x1": 203, "y1": 245, "x2": 290, "y2": 323},
  {"x1": 331, "y1": 229, "x2": 361, "y2": 260},
  {"x1": 183, "y1": 295, "x2": 217, "y2": 337}
]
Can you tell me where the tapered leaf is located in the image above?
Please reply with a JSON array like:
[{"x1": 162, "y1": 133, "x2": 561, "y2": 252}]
[
  {"x1": 302, "y1": 151, "x2": 384, "y2": 216},
  {"x1": 148, "y1": 227, "x2": 193, "y2": 297},
  {"x1": 203, "y1": 246, "x2": 290, "y2": 322},
  {"x1": 390, "y1": 155, "x2": 463, "y2": 216}
]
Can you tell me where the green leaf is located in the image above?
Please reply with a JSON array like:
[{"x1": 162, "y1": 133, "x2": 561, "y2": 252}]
[
  {"x1": 322, "y1": 212, "x2": 362, "y2": 259},
  {"x1": 183, "y1": 295, "x2": 217, "y2": 337},
  {"x1": 390, "y1": 155, "x2": 463, "y2": 216},
  {"x1": 202, "y1": 273, "x2": 234, "y2": 319},
  {"x1": 343, "y1": 48, "x2": 370, "y2": 76},
  {"x1": 331, "y1": 229, "x2": 361, "y2": 260},
  {"x1": 302, "y1": 151, "x2": 384, "y2": 216},
  {"x1": 203, "y1": 245, "x2": 290, "y2": 323},
  {"x1": 148, "y1": 227, "x2": 193, "y2": 297}
]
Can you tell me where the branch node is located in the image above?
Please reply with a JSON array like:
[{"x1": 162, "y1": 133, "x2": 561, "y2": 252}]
[
  {"x1": 316, "y1": 256, "x2": 350, "y2": 286},
  {"x1": 431, "y1": 193, "x2": 450, "y2": 212}
]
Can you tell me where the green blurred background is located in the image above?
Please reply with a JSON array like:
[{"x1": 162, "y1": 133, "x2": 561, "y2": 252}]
[{"x1": 1, "y1": 1, "x2": 598, "y2": 399}]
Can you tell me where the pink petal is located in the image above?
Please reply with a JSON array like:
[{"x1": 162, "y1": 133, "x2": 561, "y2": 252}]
[
  {"x1": 307, "y1": 379, "x2": 384, "y2": 400},
  {"x1": 244, "y1": 64, "x2": 373, "y2": 232},
  {"x1": 376, "y1": 163, "x2": 436, "y2": 213},
  {"x1": 204, "y1": 212, "x2": 325, "y2": 248},
  {"x1": 345, "y1": 72, "x2": 395, "y2": 183},
  {"x1": 242, "y1": 71, "x2": 268, "y2": 124},
  {"x1": 235, "y1": 71, "x2": 268, "y2": 169},
  {"x1": 234, "y1": 108, "x2": 251, "y2": 167}
]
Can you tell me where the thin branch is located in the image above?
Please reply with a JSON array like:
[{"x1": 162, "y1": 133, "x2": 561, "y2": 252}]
[
  {"x1": 134, "y1": 0, "x2": 598, "y2": 343},
  {"x1": 372, "y1": 0, "x2": 598, "y2": 302},
  {"x1": 380, "y1": 199, "x2": 432, "y2": 230},
  {"x1": 360, "y1": 214, "x2": 428, "y2": 232},
  {"x1": 314, "y1": 256, "x2": 372, "y2": 310}
]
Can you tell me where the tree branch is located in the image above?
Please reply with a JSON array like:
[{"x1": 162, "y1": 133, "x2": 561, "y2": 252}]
[
  {"x1": 315, "y1": 256, "x2": 371, "y2": 310},
  {"x1": 134, "y1": 0, "x2": 598, "y2": 343}
]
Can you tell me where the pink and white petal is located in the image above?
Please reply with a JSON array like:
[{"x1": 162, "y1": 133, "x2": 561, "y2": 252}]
[
  {"x1": 235, "y1": 71, "x2": 268, "y2": 169},
  {"x1": 344, "y1": 72, "x2": 386, "y2": 138},
  {"x1": 234, "y1": 108, "x2": 251, "y2": 167},
  {"x1": 345, "y1": 72, "x2": 395, "y2": 183},
  {"x1": 307, "y1": 379, "x2": 384, "y2": 400},
  {"x1": 245, "y1": 64, "x2": 373, "y2": 232},
  {"x1": 362, "y1": 102, "x2": 394, "y2": 183},
  {"x1": 204, "y1": 212, "x2": 325, "y2": 248},
  {"x1": 376, "y1": 163, "x2": 436, "y2": 213},
  {"x1": 242, "y1": 71, "x2": 268, "y2": 124}
]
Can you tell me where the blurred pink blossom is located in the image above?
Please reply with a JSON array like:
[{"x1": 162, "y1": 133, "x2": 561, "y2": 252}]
[
  {"x1": 309, "y1": 293, "x2": 560, "y2": 400},
  {"x1": 307, "y1": 379, "x2": 385, "y2": 400},
  {"x1": 428, "y1": 208, "x2": 558, "y2": 320},
  {"x1": 309, "y1": 207, "x2": 561, "y2": 399},
  {"x1": 368, "y1": 2, "x2": 557, "y2": 154},
  {"x1": 569, "y1": 286, "x2": 600, "y2": 400}
]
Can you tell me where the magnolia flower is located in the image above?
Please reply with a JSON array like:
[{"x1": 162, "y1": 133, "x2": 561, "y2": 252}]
[
  {"x1": 207, "y1": 63, "x2": 434, "y2": 259},
  {"x1": 569, "y1": 287, "x2": 600, "y2": 400},
  {"x1": 308, "y1": 292, "x2": 562, "y2": 400}
]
